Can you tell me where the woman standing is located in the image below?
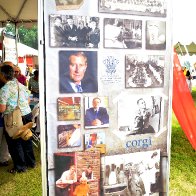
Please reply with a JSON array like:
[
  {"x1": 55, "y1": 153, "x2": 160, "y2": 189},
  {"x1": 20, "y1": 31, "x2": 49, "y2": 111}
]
[{"x1": 0, "y1": 63, "x2": 35, "y2": 173}]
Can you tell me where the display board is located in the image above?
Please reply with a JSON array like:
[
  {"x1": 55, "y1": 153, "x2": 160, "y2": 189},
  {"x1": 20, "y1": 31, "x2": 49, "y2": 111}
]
[{"x1": 42, "y1": 0, "x2": 173, "y2": 195}]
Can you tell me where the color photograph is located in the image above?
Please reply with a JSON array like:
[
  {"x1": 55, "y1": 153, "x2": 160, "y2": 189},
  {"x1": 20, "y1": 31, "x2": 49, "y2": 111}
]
[
  {"x1": 57, "y1": 124, "x2": 82, "y2": 148},
  {"x1": 85, "y1": 132, "x2": 106, "y2": 154},
  {"x1": 84, "y1": 96, "x2": 109, "y2": 129},
  {"x1": 54, "y1": 151, "x2": 100, "y2": 196},
  {"x1": 57, "y1": 97, "x2": 81, "y2": 120},
  {"x1": 59, "y1": 51, "x2": 98, "y2": 93}
]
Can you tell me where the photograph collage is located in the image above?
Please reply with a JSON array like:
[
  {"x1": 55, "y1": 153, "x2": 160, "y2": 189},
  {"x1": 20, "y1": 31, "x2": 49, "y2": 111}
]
[{"x1": 44, "y1": 0, "x2": 171, "y2": 195}]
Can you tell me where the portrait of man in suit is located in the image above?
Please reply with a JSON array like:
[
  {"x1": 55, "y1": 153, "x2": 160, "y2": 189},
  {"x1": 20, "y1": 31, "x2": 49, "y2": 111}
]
[
  {"x1": 59, "y1": 51, "x2": 98, "y2": 93},
  {"x1": 84, "y1": 97, "x2": 109, "y2": 128}
]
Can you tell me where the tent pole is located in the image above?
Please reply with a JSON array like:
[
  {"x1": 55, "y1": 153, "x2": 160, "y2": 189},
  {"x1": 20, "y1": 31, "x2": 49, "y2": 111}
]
[{"x1": 15, "y1": 22, "x2": 19, "y2": 65}]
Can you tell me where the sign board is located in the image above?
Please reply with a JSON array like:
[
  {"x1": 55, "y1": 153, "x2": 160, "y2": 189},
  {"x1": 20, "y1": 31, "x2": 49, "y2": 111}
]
[{"x1": 41, "y1": 0, "x2": 173, "y2": 195}]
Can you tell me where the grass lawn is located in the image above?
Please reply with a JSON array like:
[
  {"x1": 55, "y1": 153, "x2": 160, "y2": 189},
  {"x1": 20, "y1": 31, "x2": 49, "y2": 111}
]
[
  {"x1": 0, "y1": 89, "x2": 196, "y2": 195},
  {"x1": 169, "y1": 87, "x2": 196, "y2": 195}
]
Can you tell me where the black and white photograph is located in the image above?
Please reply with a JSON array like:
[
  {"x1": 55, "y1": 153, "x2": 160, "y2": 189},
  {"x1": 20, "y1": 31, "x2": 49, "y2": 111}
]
[
  {"x1": 118, "y1": 95, "x2": 162, "y2": 135},
  {"x1": 49, "y1": 15, "x2": 100, "y2": 48},
  {"x1": 99, "y1": 0, "x2": 167, "y2": 17},
  {"x1": 146, "y1": 20, "x2": 166, "y2": 50},
  {"x1": 102, "y1": 150, "x2": 161, "y2": 196},
  {"x1": 55, "y1": 0, "x2": 83, "y2": 11},
  {"x1": 84, "y1": 96, "x2": 109, "y2": 129},
  {"x1": 57, "y1": 124, "x2": 82, "y2": 148},
  {"x1": 59, "y1": 51, "x2": 98, "y2": 93},
  {"x1": 125, "y1": 54, "x2": 165, "y2": 88},
  {"x1": 104, "y1": 18, "x2": 142, "y2": 49}
]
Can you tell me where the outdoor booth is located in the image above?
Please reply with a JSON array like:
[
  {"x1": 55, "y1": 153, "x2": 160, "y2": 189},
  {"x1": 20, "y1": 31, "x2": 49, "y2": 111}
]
[
  {"x1": 0, "y1": 0, "x2": 174, "y2": 195},
  {"x1": 38, "y1": 0, "x2": 173, "y2": 195}
]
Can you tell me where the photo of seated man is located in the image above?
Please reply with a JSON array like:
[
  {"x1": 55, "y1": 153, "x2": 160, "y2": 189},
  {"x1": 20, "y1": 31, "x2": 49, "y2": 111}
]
[
  {"x1": 56, "y1": 164, "x2": 77, "y2": 195},
  {"x1": 84, "y1": 96, "x2": 109, "y2": 128}
]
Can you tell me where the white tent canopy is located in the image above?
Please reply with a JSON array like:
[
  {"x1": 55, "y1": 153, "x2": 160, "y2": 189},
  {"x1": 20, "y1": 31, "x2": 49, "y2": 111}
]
[
  {"x1": 172, "y1": 0, "x2": 196, "y2": 45},
  {"x1": 17, "y1": 42, "x2": 38, "y2": 57},
  {"x1": 0, "y1": 0, "x2": 37, "y2": 25}
]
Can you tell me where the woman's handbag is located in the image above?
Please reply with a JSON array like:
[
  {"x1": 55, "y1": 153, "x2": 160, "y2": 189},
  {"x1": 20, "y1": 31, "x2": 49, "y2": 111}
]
[
  {"x1": 4, "y1": 81, "x2": 24, "y2": 137},
  {"x1": 4, "y1": 106, "x2": 24, "y2": 137}
]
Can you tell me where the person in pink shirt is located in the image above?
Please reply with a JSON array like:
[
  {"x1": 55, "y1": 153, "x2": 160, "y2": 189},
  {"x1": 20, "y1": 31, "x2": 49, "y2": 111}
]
[{"x1": 14, "y1": 66, "x2": 27, "y2": 86}]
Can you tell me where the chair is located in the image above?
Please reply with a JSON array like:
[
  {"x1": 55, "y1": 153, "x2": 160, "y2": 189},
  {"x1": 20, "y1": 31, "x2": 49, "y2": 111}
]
[{"x1": 31, "y1": 103, "x2": 40, "y2": 148}]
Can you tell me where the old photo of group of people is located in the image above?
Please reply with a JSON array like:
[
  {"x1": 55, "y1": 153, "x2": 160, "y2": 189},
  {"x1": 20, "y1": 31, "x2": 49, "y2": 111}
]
[
  {"x1": 49, "y1": 14, "x2": 166, "y2": 50},
  {"x1": 47, "y1": 0, "x2": 169, "y2": 195},
  {"x1": 102, "y1": 149, "x2": 161, "y2": 195},
  {"x1": 99, "y1": 0, "x2": 167, "y2": 17}
]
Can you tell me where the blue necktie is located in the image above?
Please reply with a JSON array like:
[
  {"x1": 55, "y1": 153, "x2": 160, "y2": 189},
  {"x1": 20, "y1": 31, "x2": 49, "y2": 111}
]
[
  {"x1": 94, "y1": 110, "x2": 98, "y2": 119},
  {"x1": 75, "y1": 84, "x2": 83, "y2": 93}
]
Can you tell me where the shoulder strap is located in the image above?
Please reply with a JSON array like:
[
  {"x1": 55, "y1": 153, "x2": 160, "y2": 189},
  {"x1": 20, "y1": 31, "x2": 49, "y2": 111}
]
[{"x1": 16, "y1": 81, "x2": 20, "y2": 107}]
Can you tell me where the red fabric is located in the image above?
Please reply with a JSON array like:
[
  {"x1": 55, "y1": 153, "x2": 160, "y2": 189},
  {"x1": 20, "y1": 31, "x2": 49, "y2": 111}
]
[
  {"x1": 26, "y1": 56, "x2": 33, "y2": 66},
  {"x1": 173, "y1": 49, "x2": 196, "y2": 150},
  {"x1": 18, "y1": 57, "x2": 24, "y2": 63}
]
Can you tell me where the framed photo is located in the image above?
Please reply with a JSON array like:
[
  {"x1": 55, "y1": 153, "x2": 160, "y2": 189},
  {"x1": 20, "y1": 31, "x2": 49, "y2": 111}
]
[
  {"x1": 99, "y1": 0, "x2": 167, "y2": 17},
  {"x1": 84, "y1": 96, "x2": 109, "y2": 129},
  {"x1": 59, "y1": 51, "x2": 98, "y2": 93},
  {"x1": 104, "y1": 18, "x2": 142, "y2": 49},
  {"x1": 118, "y1": 95, "x2": 163, "y2": 135},
  {"x1": 57, "y1": 124, "x2": 82, "y2": 148},
  {"x1": 55, "y1": 0, "x2": 84, "y2": 11},
  {"x1": 146, "y1": 20, "x2": 166, "y2": 50},
  {"x1": 125, "y1": 54, "x2": 165, "y2": 88},
  {"x1": 54, "y1": 151, "x2": 100, "y2": 196},
  {"x1": 57, "y1": 97, "x2": 81, "y2": 121},
  {"x1": 49, "y1": 15, "x2": 100, "y2": 48},
  {"x1": 101, "y1": 150, "x2": 161, "y2": 195},
  {"x1": 84, "y1": 132, "x2": 106, "y2": 154}
]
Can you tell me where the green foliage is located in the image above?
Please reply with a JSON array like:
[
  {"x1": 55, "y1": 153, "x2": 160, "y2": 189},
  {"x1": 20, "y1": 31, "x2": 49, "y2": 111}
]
[
  {"x1": 18, "y1": 25, "x2": 38, "y2": 50},
  {"x1": 4, "y1": 23, "x2": 38, "y2": 49}
]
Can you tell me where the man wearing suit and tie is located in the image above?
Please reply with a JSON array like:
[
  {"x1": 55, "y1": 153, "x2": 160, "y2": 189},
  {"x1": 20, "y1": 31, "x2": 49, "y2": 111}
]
[
  {"x1": 85, "y1": 97, "x2": 109, "y2": 127},
  {"x1": 59, "y1": 51, "x2": 98, "y2": 93}
]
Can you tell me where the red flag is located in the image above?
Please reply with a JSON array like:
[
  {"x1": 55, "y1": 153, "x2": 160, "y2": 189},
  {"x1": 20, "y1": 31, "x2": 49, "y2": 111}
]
[{"x1": 173, "y1": 49, "x2": 196, "y2": 150}]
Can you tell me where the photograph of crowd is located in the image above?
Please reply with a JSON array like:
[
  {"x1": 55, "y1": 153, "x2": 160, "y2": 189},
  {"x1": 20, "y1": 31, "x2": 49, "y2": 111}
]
[
  {"x1": 102, "y1": 150, "x2": 161, "y2": 195},
  {"x1": 118, "y1": 95, "x2": 162, "y2": 135},
  {"x1": 57, "y1": 124, "x2": 81, "y2": 148},
  {"x1": 146, "y1": 20, "x2": 166, "y2": 50},
  {"x1": 49, "y1": 15, "x2": 100, "y2": 48},
  {"x1": 125, "y1": 54, "x2": 165, "y2": 88},
  {"x1": 99, "y1": 0, "x2": 167, "y2": 17},
  {"x1": 104, "y1": 18, "x2": 142, "y2": 49},
  {"x1": 57, "y1": 97, "x2": 81, "y2": 120}
]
